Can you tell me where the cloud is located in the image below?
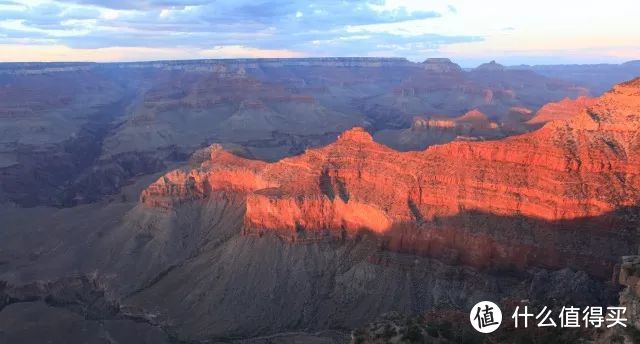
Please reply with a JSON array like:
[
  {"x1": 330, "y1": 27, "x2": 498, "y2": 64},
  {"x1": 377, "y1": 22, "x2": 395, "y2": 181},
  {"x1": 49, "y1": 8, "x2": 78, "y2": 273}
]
[
  {"x1": 0, "y1": 0, "x2": 24, "y2": 6},
  {"x1": 0, "y1": 0, "x2": 478, "y2": 61},
  {"x1": 300, "y1": 32, "x2": 482, "y2": 60},
  {"x1": 1, "y1": 0, "x2": 639, "y2": 63},
  {"x1": 0, "y1": 2, "x2": 100, "y2": 30},
  {"x1": 56, "y1": 0, "x2": 212, "y2": 10}
]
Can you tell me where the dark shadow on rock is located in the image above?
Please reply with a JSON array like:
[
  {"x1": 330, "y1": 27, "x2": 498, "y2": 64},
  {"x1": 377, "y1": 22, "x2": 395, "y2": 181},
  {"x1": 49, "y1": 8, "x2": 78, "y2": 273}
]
[{"x1": 375, "y1": 206, "x2": 640, "y2": 279}]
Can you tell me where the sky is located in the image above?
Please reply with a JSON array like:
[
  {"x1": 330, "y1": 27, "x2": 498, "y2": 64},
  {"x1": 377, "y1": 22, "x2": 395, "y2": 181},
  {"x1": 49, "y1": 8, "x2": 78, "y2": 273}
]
[{"x1": 0, "y1": 0, "x2": 639, "y2": 66}]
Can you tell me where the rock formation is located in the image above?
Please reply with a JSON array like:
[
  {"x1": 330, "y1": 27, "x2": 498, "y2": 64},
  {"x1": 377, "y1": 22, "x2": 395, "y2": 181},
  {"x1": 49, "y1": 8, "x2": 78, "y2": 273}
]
[
  {"x1": 527, "y1": 96, "x2": 597, "y2": 125},
  {"x1": 421, "y1": 58, "x2": 463, "y2": 73},
  {"x1": 619, "y1": 255, "x2": 640, "y2": 330},
  {"x1": 374, "y1": 109, "x2": 503, "y2": 150},
  {"x1": 475, "y1": 60, "x2": 506, "y2": 72},
  {"x1": 3, "y1": 70, "x2": 640, "y2": 342},
  {"x1": 142, "y1": 78, "x2": 640, "y2": 278},
  {"x1": 509, "y1": 60, "x2": 640, "y2": 95},
  {"x1": 0, "y1": 58, "x2": 609, "y2": 206}
]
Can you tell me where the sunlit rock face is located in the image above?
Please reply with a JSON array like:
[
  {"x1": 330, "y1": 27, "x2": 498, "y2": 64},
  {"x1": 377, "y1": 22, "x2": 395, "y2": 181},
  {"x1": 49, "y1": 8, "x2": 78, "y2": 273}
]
[
  {"x1": 527, "y1": 96, "x2": 598, "y2": 125},
  {"x1": 141, "y1": 79, "x2": 640, "y2": 277}
]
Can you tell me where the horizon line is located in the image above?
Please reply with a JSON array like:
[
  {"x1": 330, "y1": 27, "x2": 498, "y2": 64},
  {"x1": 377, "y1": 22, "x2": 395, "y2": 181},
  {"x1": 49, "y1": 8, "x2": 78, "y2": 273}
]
[{"x1": 1, "y1": 56, "x2": 639, "y2": 68}]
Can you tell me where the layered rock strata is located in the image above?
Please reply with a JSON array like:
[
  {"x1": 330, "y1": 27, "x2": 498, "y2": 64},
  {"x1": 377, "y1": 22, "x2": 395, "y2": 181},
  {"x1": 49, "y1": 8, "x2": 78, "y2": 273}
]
[
  {"x1": 142, "y1": 79, "x2": 640, "y2": 277},
  {"x1": 527, "y1": 96, "x2": 597, "y2": 125}
]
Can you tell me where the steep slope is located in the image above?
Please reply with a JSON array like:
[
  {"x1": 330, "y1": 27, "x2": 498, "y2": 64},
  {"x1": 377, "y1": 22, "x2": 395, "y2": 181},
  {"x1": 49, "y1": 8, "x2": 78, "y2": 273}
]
[
  {"x1": 0, "y1": 184, "x2": 622, "y2": 342},
  {"x1": 143, "y1": 78, "x2": 640, "y2": 278},
  {"x1": 527, "y1": 96, "x2": 597, "y2": 125}
]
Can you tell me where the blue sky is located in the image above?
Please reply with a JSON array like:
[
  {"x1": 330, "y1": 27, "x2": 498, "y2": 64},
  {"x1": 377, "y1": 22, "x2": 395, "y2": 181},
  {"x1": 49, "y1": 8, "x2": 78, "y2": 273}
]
[{"x1": 0, "y1": 0, "x2": 638, "y2": 66}]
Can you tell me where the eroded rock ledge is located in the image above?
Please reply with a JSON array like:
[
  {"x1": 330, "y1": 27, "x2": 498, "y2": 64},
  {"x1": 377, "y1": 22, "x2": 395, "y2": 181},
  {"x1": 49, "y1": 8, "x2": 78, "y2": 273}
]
[{"x1": 141, "y1": 78, "x2": 640, "y2": 277}]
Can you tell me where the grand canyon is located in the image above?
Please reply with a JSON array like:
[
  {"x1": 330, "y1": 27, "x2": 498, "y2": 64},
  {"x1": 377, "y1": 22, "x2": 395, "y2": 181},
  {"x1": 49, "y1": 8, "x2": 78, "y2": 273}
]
[{"x1": 0, "y1": 56, "x2": 639, "y2": 343}]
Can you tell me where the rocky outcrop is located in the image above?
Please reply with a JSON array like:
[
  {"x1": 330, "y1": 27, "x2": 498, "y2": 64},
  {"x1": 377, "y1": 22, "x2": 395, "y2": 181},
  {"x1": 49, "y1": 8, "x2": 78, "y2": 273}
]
[
  {"x1": 619, "y1": 256, "x2": 640, "y2": 330},
  {"x1": 527, "y1": 96, "x2": 597, "y2": 125},
  {"x1": 592, "y1": 255, "x2": 640, "y2": 343},
  {"x1": 142, "y1": 78, "x2": 640, "y2": 277},
  {"x1": 0, "y1": 275, "x2": 173, "y2": 343},
  {"x1": 374, "y1": 109, "x2": 503, "y2": 150},
  {"x1": 475, "y1": 60, "x2": 506, "y2": 72},
  {"x1": 421, "y1": 58, "x2": 463, "y2": 73},
  {"x1": 0, "y1": 275, "x2": 118, "y2": 319},
  {"x1": 412, "y1": 109, "x2": 499, "y2": 132}
]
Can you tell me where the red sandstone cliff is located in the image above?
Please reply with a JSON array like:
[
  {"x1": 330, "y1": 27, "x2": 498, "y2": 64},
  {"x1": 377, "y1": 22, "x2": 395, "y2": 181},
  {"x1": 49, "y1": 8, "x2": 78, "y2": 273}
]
[
  {"x1": 527, "y1": 96, "x2": 597, "y2": 125},
  {"x1": 141, "y1": 78, "x2": 640, "y2": 276}
]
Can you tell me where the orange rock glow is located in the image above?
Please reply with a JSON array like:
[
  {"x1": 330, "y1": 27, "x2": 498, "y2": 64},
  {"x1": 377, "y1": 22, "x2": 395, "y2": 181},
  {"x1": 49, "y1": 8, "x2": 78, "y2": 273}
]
[{"x1": 141, "y1": 79, "x2": 640, "y2": 276}]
